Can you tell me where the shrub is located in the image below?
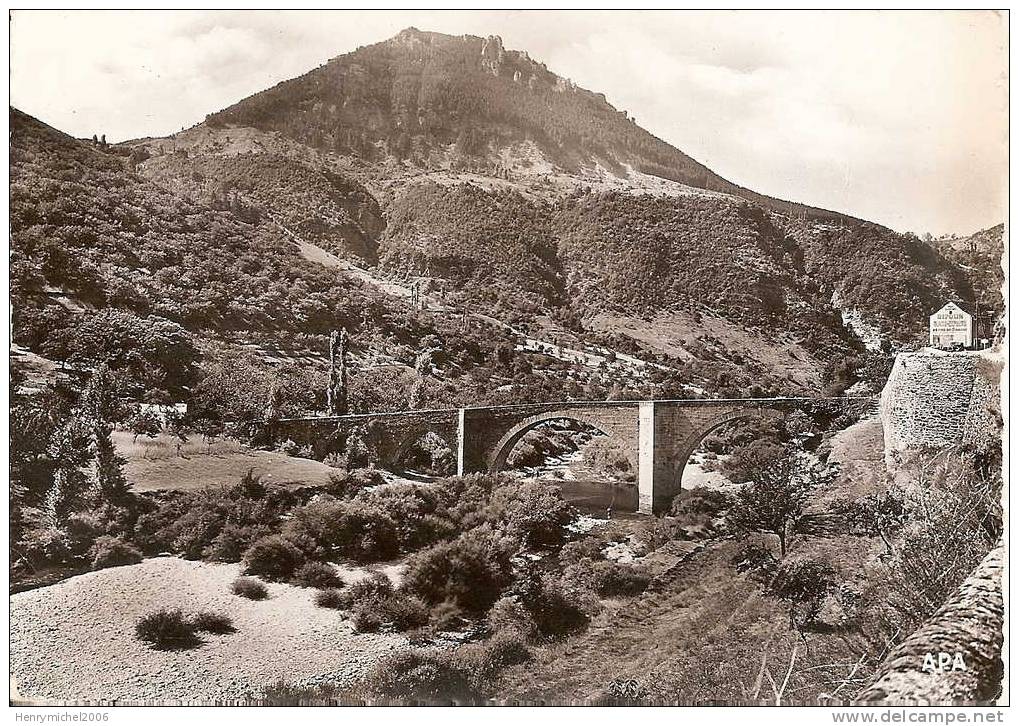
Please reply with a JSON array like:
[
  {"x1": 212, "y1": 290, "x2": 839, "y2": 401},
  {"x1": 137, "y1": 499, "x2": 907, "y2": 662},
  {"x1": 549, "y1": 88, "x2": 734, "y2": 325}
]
[
  {"x1": 261, "y1": 680, "x2": 338, "y2": 705},
  {"x1": 282, "y1": 498, "x2": 398, "y2": 563},
  {"x1": 19, "y1": 526, "x2": 72, "y2": 567},
  {"x1": 485, "y1": 481, "x2": 575, "y2": 547},
  {"x1": 509, "y1": 568, "x2": 590, "y2": 639},
  {"x1": 278, "y1": 439, "x2": 300, "y2": 456},
  {"x1": 358, "y1": 648, "x2": 476, "y2": 701},
  {"x1": 670, "y1": 487, "x2": 729, "y2": 518},
  {"x1": 430, "y1": 601, "x2": 467, "y2": 631},
  {"x1": 454, "y1": 632, "x2": 531, "y2": 695},
  {"x1": 731, "y1": 543, "x2": 778, "y2": 583},
  {"x1": 459, "y1": 631, "x2": 531, "y2": 679},
  {"x1": 134, "y1": 479, "x2": 292, "y2": 559},
  {"x1": 401, "y1": 527, "x2": 516, "y2": 612},
  {"x1": 340, "y1": 573, "x2": 428, "y2": 633},
  {"x1": 231, "y1": 576, "x2": 268, "y2": 600},
  {"x1": 89, "y1": 535, "x2": 143, "y2": 570},
  {"x1": 351, "y1": 593, "x2": 430, "y2": 633},
  {"x1": 203, "y1": 523, "x2": 271, "y2": 563},
  {"x1": 135, "y1": 609, "x2": 199, "y2": 650},
  {"x1": 315, "y1": 588, "x2": 346, "y2": 610},
  {"x1": 767, "y1": 558, "x2": 838, "y2": 630},
  {"x1": 486, "y1": 596, "x2": 539, "y2": 641},
  {"x1": 190, "y1": 611, "x2": 236, "y2": 634},
  {"x1": 559, "y1": 537, "x2": 604, "y2": 565},
  {"x1": 292, "y1": 562, "x2": 344, "y2": 589},
  {"x1": 342, "y1": 571, "x2": 394, "y2": 605},
  {"x1": 66, "y1": 512, "x2": 105, "y2": 558},
  {"x1": 242, "y1": 535, "x2": 306, "y2": 582},
  {"x1": 324, "y1": 468, "x2": 385, "y2": 499},
  {"x1": 578, "y1": 561, "x2": 652, "y2": 597}
]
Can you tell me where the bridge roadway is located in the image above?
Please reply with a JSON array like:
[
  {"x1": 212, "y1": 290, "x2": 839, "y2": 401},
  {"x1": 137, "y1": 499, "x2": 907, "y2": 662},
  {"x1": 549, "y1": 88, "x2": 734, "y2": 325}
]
[{"x1": 265, "y1": 397, "x2": 874, "y2": 514}]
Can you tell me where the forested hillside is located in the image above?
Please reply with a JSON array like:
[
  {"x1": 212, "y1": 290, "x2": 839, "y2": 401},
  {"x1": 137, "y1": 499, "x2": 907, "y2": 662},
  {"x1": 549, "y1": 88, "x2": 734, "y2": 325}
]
[
  {"x1": 10, "y1": 28, "x2": 989, "y2": 410},
  {"x1": 141, "y1": 151, "x2": 384, "y2": 262},
  {"x1": 931, "y1": 224, "x2": 1005, "y2": 315}
]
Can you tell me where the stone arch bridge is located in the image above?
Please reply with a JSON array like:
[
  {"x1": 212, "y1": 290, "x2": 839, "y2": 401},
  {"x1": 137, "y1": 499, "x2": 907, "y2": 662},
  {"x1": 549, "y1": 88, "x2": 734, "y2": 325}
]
[{"x1": 265, "y1": 398, "x2": 869, "y2": 514}]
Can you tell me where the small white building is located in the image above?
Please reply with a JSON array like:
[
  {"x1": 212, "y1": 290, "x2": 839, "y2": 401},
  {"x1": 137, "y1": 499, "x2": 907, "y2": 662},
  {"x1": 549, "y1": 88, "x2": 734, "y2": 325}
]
[{"x1": 929, "y1": 302, "x2": 973, "y2": 349}]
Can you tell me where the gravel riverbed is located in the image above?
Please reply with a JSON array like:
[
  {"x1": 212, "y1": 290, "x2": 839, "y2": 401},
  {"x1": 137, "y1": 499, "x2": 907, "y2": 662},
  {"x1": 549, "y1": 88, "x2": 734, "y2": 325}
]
[{"x1": 10, "y1": 557, "x2": 407, "y2": 704}]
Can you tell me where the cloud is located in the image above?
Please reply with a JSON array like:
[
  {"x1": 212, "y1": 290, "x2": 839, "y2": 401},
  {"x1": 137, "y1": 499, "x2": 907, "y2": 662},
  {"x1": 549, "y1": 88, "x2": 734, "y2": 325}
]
[{"x1": 9, "y1": 10, "x2": 1007, "y2": 235}]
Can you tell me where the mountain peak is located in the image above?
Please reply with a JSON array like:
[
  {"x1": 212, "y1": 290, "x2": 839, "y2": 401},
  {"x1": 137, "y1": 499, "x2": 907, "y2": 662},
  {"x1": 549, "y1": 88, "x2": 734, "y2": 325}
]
[{"x1": 203, "y1": 28, "x2": 854, "y2": 223}]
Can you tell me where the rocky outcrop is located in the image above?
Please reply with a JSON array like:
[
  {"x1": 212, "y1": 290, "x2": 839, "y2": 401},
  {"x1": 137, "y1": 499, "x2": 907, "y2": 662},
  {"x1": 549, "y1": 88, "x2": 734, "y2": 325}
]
[{"x1": 856, "y1": 543, "x2": 1004, "y2": 705}]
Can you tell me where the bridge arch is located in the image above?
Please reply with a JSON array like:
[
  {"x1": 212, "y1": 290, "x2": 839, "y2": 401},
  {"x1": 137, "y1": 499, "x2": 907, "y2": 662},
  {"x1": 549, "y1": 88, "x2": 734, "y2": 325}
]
[
  {"x1": 487, "y1": 409, "x2": 638, "y2": 475},
  {"x1": 670, "y1": 406, "x2": 787, "y2": 486},
  {"x1": 388, "y1": 422, "x2": 458, "y2": 475}
]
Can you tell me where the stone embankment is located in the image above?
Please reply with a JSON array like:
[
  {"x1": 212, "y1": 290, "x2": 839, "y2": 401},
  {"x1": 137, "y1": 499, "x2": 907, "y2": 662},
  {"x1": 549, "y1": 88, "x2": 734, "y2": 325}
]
[
  {"x1": 856, "y1": 543, "x2": 1004, "y2": 705},
  {"x1": 880, "y1": 349, "x2": 1000, "y2": 461}
]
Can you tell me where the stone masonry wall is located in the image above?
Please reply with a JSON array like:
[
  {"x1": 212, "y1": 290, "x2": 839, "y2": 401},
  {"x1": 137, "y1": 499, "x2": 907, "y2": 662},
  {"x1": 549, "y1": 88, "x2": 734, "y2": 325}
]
[
  {"x1": 856, "y1": 543, "x2": 1004, "y2": 705},
  {"x1": 880, "y1": 350, "x2": 1000, "y2": 459}
]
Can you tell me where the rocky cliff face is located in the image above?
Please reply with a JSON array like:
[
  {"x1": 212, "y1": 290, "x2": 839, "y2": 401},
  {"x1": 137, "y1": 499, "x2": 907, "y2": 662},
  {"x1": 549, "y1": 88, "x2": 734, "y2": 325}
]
[{"x1": 856, "y1": 543, "x2": 1004, "y2": 705}]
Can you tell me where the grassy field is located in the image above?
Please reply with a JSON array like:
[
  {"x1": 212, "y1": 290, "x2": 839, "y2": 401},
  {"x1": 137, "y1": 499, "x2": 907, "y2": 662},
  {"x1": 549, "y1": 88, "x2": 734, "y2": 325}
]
[{"x1": 113, "y1": 431, "x2": 337, "y2": 492}]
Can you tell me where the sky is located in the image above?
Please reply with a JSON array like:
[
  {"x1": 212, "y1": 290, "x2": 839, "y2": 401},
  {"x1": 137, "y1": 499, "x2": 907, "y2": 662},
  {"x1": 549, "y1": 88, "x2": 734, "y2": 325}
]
[{"x1": 9, "y1": 10, "x2": 1008, "y2": 236}]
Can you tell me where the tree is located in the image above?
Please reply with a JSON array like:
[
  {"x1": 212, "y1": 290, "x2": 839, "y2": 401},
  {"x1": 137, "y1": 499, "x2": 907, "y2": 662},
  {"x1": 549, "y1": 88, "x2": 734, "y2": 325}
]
[
  {"x1": 726, "y1": 449, "x2": 820, "y2": 557},
  {"x1": 845, "y1": 490, "x2": 907, "y2": 555},
  {"x1": 128, "y1": 407, "x2": 162, "y2": 443},
  {"x1": 327, "y1": 329, "x2": 349, "y2": 415}
]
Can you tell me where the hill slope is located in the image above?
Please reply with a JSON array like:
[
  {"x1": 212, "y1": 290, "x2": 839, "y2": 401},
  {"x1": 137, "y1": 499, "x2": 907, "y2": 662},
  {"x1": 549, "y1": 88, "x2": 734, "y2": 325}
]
[{"x1": 11, "y1": 28, "x2": 985, "y2": 403}]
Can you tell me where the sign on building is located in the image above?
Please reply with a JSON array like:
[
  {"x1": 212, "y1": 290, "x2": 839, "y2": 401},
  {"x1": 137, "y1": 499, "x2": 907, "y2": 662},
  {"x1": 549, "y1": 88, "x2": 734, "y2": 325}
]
[{"x1": 929, "y1": 302, "x2": 973, "y2": 349}]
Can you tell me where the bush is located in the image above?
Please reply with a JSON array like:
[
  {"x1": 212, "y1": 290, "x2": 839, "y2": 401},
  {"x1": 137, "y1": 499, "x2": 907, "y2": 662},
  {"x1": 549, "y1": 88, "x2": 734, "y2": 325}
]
[
  {"x1": 66, "y1": 512, "x2": 105, "y2": 558},
  {"x1": 338, "y1": 573, "x2": 428, "y2": 632},
  {"x1": 670, "y1": 487, "x2": 729, "y2": 518},
  {"x1": 342, "y1": 571, "x2": 394, "y2": 604},
  {"x1": 559, "y1": 537, "x2": 604, "y2": 565},
  {"x1": 351, "y1": 592, "x2": 430, "y2": 633},
  {"x1": 135, "y1": 609, "x2": 199, "y2": 650},
  {"x1": 190, "y1": 611, "x2": 236, "y2": 634},
  {"x1": 358, "y1": 648, "x2": 476, "y2": 701},
  {"x1": 19, "y1": 526, "x2": 71, "y2": 567},
  {"x1": 133, "y1": 479, "x2": 293, "y2": 559},
  {"x1": 242, "y1": 535, "x2": 306, "y2": 582},
  {"x1": 574, "y1": 560, "x2": 652, "y2": 597},
  {"x1": 231, "y1": 576, "x2": 268, "y2": 600},
  {"x1": 324, "y1": 468, "x2": 385, "y2": 498},
  {"x1": 767, "y1": 558, "x2": 838, "y2": 630},
  {"x1": 261, "y1": 680, "x2": 338, "y2": 705},
  {"x1": 486, "y1": 596, "x2": 539, "y2": 641},
  {"x1": 430, "y1": 600, "x2": 467, "y2": 631},
  {"x1": 90, "y1": 535, "x2": 143, "y2": 570},
  {"x1": 508, "y1": 568, "x2": 590, "y2": 639},
  {"x1": 730, "y1": 542, "x2": 778, "y2": 583},
  {"x1": 360, "y1": 633, "x2": 530, "y2": 701},
  {"x1": 458, "y1": 631, "x2": 531, "y2": 684},
  {"x1": 315, "y1": 588, "x2": 346, "y2": 610},
  {"x1": 485, "y1": 481, "x2": 575, "y2": 547},
  {"x1": 401, "y1": 527, "x2": 516, "y2": 612},
  {"x1": 281, "y1": 498, "x2": 399, "y2": 563},
  {"x1": 292, "y1": 562, "x2": 344, "y2": 589},
  {"x1": 203, "y1": 523, "x2": 271, "y2": 563}
]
